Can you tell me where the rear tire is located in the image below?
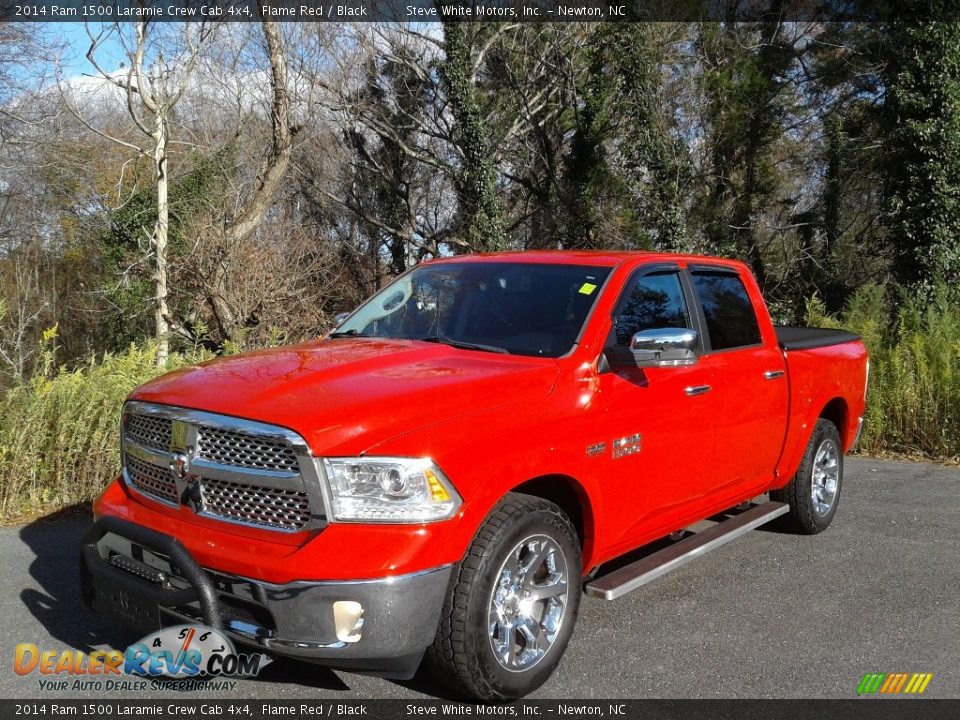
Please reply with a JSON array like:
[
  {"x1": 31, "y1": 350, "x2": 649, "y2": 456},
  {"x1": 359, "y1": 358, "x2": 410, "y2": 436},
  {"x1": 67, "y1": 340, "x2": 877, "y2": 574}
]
[
  {"x1": 426, "y1": 493, "x2": 581, "y2": 700},
  {"x1": 772, "y1": 418, "x2": 843, "y2": 534}
]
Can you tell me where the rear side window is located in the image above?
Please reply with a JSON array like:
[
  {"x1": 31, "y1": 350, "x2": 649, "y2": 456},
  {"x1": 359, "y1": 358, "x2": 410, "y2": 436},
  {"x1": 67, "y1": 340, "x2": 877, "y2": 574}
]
[
  {"x1": 611, "y1": 271, "x2": 691, "y2": 348},
  {"x1": 691, "y1": 272, "x2": 761, "y2": 351}
]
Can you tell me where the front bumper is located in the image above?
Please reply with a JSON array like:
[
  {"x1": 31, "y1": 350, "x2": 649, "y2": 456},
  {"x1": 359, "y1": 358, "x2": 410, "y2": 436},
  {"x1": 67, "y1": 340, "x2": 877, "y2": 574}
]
[{"x1": 80, "y1": 516, "x2": 450, "y2": 678}]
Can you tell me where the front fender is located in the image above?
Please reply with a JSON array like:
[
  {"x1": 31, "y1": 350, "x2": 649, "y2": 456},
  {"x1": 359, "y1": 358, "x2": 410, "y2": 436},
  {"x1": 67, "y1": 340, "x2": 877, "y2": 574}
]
[{"x1": 364, "y1": 399, "x2": 605, "y2": 573}]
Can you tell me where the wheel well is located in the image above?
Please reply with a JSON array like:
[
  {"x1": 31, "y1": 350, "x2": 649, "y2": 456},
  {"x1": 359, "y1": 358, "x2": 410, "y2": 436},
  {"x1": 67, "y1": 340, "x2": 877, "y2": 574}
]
[
  {"x1": 819, "y1": 397, "x2": 848, "y2": 445},
  {"x1": 511, "y1": 475, "x2": 592, "y2": 547}
]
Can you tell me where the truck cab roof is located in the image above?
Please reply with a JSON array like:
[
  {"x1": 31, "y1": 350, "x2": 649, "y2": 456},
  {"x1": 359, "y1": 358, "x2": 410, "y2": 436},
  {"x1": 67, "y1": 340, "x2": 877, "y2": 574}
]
[{"x1": 425, "y1": 249, "x2": 750, "y2": 271}]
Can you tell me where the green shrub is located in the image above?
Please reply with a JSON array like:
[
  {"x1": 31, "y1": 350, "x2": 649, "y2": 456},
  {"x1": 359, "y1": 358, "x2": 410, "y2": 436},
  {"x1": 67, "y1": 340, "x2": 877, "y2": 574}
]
[
  {"x1": 0, "y1": 340, "x2": 208, "y2": 518},
  {"x1": 808, "y1": 283, "x2": 960, "y2": 462}
]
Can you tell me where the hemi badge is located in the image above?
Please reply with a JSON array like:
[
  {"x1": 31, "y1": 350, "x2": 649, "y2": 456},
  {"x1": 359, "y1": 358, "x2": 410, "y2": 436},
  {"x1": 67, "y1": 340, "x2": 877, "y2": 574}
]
[{"x1": 612, "y1": 433, "x2": 642, "y2": 459}]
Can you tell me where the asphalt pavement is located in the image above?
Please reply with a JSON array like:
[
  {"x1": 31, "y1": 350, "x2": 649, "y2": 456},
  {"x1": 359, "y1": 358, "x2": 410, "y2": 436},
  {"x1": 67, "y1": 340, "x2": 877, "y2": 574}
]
[{"x1": 1, "y1": 457, "x2": 957, "y2": 699}]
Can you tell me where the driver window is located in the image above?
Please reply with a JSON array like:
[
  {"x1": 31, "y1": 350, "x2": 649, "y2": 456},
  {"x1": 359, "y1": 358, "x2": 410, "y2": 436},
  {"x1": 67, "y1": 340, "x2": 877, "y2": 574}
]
[{"x1": 609, "y1": 271, "x2": 691, "y2": 348}]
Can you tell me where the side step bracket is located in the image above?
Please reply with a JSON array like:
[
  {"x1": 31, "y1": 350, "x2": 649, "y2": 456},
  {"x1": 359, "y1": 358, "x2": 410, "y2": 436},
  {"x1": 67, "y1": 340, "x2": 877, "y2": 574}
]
[{"x1": 584, "y1": 501, "x2": 789, "y2": 600}]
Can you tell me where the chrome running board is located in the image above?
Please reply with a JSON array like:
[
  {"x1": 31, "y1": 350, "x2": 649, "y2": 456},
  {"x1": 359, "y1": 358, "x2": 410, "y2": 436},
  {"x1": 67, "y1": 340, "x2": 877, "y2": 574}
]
[{"x1": 584, "y1": 501, "x2": 789, "y2": 600}]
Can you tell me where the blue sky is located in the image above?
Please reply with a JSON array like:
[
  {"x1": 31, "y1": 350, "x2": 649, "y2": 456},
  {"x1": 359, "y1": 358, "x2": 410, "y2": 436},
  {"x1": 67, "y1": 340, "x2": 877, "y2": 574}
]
[{"x1": 47, "y1": 22, "x2": 124, "y2": 78}]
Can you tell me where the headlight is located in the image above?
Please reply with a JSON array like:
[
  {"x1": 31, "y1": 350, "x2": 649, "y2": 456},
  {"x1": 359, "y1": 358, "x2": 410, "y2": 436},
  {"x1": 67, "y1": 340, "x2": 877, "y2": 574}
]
[{"x1": 319, "y1": 457, "x2": 461, "y2": 523}]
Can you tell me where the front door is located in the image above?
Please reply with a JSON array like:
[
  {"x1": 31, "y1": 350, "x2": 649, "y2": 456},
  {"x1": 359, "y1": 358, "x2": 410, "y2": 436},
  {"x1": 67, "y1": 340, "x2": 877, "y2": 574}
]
[{"x1": 593, "y1": 267, "x2": 719, "y2": 555}]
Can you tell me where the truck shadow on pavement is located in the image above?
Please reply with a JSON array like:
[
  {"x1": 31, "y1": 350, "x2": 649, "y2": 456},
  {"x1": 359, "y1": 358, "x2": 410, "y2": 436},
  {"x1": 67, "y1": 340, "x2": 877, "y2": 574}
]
[
  {"x1": 18, "y1": 508, "x2": 140, "y2": 655},
  {"x1": 16, "y1": 509, "x2": 446, "y2": 695}
]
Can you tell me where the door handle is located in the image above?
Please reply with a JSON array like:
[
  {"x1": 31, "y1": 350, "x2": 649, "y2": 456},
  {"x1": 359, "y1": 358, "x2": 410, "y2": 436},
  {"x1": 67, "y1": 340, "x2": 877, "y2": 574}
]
[
  {"x1": 763, "y1": 370, "x2": 785, "y2": 380},
  {"x1": 684, "y1": 385, "x2": 712, "y2": 397}
]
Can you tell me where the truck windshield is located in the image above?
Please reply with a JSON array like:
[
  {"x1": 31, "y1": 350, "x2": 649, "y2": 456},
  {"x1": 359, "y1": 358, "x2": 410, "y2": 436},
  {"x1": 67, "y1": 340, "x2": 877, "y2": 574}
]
[{"x1": 333, "y1": 262, "x2": 611, "y2": 358}]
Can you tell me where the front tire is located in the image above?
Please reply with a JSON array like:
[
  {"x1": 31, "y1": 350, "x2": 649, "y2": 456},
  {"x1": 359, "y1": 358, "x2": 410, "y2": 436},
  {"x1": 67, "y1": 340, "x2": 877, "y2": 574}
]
[
  {"x1": 772, "y1": 418, "x2": 843, "y2": 534},
  {"x1": 426, "y1": 493, "x2": 581, "y2": 700}
]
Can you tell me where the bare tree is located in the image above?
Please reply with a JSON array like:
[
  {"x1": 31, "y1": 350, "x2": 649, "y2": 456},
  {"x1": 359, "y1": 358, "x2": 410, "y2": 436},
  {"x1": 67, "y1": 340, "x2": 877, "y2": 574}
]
[
  {"x1": 0, "y1": 25, "x2": 68, "y2": 381},
  {"x1": 162, "y1": 19, "x2": 301, "y2": 347},
  {"x1": 199, "y1": 20, "x2": 297, "y2": 339},
  {"x1": 0, "y1": 258, "x2": 48, "y2": 381},
  {"x1": 55, "y1": 17, "x2": 302, "y2": 357},
  {"x1": 60, "y1": 21, "x2": 216, "y2": 365}
]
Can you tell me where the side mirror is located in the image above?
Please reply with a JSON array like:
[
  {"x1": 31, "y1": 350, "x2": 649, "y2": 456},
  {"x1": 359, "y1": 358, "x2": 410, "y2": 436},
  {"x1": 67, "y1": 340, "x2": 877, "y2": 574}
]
[
  {"x1": 333, "y1": 311, "x2": 351, "y2": 328},
  {"x1": 627, "y1": 328, "x2": 698, "y2": 367}
]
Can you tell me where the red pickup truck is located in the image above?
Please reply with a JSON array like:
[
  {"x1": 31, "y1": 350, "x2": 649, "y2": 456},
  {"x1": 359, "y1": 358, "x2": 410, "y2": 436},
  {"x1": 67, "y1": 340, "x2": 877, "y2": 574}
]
[{"x1": 81, "y1": 251, "x2": 868, "y2": 699}]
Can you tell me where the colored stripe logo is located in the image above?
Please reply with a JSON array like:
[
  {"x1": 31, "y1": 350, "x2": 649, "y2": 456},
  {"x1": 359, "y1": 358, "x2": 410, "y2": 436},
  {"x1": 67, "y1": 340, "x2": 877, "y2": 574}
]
[{"x1": 857, "y1": 672, "x2": 933, "y2": 695}]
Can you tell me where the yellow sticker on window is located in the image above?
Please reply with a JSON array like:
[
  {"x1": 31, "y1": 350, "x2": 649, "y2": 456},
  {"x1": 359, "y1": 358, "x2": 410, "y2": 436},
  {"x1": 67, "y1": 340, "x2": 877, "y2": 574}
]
[{"x1": 578, "y1": 282, "x2": 597, "y2": 295}]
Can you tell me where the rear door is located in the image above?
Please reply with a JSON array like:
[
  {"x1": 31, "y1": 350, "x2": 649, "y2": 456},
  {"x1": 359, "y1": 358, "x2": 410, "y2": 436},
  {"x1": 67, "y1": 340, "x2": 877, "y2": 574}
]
[
  {"x1": 594, "y1": 265, "x2": 719, "y2": 551},
  {"x1": 687, "y1": 266, "x2": 788, "y2": 499}
]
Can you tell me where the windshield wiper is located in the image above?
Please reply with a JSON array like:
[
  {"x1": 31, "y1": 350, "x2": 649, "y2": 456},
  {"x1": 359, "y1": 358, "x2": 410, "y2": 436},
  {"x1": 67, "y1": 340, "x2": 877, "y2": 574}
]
[
  {"x1": 329, "y1": 329, "x2": 367, "y2": 338},
  {"x1": 418, "y1": 335, "x2": 510, "y2": 355}
]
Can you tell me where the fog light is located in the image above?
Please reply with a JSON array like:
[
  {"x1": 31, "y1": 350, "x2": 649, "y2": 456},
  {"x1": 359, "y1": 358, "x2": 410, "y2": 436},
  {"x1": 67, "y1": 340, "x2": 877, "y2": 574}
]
[{"x1": 333, "y1": 601, "x2": 364, "y2": 643}]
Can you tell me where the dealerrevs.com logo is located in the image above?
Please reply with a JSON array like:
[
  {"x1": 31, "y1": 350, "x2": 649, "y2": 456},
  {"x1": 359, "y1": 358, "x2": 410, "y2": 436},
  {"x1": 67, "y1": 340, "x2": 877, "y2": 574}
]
[{"x1": 15, "y1": 625, "x2": 271, "y2": 692}]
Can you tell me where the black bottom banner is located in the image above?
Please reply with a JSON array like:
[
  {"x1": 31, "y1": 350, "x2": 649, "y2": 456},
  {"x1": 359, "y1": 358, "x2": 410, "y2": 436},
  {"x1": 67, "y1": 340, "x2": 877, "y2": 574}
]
[{"x1": 5, "y1": 699, "x2": 960, "y2": 720}]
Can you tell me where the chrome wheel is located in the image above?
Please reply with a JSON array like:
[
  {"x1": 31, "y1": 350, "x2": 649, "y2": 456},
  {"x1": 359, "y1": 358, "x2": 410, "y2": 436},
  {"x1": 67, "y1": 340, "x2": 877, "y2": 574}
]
[
  {"x1": 811, "y1": 438, "x2": 840, "y2": 515},
  {"x1": 488, "y1": 534, "x2": 570, "y2": 672}
]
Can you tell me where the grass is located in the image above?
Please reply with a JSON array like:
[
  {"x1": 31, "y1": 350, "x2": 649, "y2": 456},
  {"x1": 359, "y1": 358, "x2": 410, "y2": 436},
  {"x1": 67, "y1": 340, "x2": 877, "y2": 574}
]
[
  {"x1": 806, "y1": 283, "x2": 960, "y2": 462},
  {"x1": 0, "y1": 340, "x2": 207, "y2": 519}
]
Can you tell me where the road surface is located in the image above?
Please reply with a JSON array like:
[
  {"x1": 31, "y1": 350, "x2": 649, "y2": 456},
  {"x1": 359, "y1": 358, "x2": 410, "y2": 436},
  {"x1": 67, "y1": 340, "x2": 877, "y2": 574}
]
[{"x1": 2, "y1": 457, "x2": 956, "y2": 699}]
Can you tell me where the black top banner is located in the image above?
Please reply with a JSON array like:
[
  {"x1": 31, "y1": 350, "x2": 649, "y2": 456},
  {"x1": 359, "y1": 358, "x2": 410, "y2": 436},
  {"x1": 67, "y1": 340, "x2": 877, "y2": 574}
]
[{"x1": 5, "y1": 0, "x2": 960, "y2": 23}]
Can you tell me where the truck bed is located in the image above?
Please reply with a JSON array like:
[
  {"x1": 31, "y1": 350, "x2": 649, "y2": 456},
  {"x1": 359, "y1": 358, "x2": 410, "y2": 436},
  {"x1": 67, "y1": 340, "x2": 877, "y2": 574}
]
[{"x1": 775, "y1": 325, "x2": 861, "y2": 351}]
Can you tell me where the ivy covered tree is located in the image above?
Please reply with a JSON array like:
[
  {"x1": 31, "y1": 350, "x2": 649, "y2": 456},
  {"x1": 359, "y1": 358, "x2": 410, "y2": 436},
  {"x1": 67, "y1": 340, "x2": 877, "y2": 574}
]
[
  {"x1": 560, "y1": 23, "x2": 690, "y2": 251},
  {"x1": 560, "y1": 24, "x2": 629, "y2": 249},
  {"x1": 345, "y1": 51, "x2": 430, "y2": 277},
  {"x1": 882, "y1": 20, "x2": 960, "y2": 296},
  {"x1": 99, "y1": 147, "x2": 236, "y2": 351},
  {"x1": 439, "y1": 19, "x2": 507, "y2": 252},
  {"x1": 615, "y1": 23, "x2": 691, "y2": 252},
  {"x1": 697, "y1": 15, "x2": 797, "y2": 290}
]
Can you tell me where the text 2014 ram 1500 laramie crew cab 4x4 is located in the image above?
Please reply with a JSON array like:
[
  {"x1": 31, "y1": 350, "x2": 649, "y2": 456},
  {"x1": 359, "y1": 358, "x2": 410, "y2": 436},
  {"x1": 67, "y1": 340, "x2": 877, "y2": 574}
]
[{"x1": 81, "y1": 251, "x2": 869, "y2": 699}]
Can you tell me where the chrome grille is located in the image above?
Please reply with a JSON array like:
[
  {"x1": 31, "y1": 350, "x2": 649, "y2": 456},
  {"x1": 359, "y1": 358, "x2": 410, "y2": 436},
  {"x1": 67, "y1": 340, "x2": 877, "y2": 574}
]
[
  {"x1": 199, "y1": 477, "x2": 311, "y2": 530},
  {"x1": 121, "y1": 402, "x2": 323, "y2": 532},
  {"x1": 125, "y1": 453, "x2": 179, "y2": 504},
  {"x1": 125, "y1": 414, "x2": 172, "y2": 451},
  {"x1": 197, "y1": 426, "x2": 299, "y2": 472}
]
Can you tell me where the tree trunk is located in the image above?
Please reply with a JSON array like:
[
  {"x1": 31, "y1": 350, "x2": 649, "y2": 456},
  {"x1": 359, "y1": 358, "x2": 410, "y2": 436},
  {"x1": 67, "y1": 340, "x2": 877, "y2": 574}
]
[
  {"x1": 221, "y1": 20, "x2": 294, "y2": 247},
  {"x1": 153, "y1": 96, "x2": 170, "y2": 367},
  {"x1": 199, "y1": 19, "x2": 296, "y2": 345}
]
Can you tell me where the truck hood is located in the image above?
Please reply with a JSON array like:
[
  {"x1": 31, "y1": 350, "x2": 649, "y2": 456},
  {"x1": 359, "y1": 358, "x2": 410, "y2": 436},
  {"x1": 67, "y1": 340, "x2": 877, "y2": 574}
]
[{"x1": 129, "y1": 338, "x2": 560, "y2": 455}]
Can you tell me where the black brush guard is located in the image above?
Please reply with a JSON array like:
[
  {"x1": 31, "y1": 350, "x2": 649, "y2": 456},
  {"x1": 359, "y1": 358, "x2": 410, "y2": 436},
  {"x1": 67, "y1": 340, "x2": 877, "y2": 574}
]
[{"x1": 80, "y1": 515, "x2": 223, "y2": 630}]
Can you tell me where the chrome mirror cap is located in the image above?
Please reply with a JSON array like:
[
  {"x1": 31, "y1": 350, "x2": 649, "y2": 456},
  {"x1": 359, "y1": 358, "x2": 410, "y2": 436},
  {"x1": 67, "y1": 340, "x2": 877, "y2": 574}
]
[{"x1": 629, "y1": 328, "x2": 698, "y2": 367}]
